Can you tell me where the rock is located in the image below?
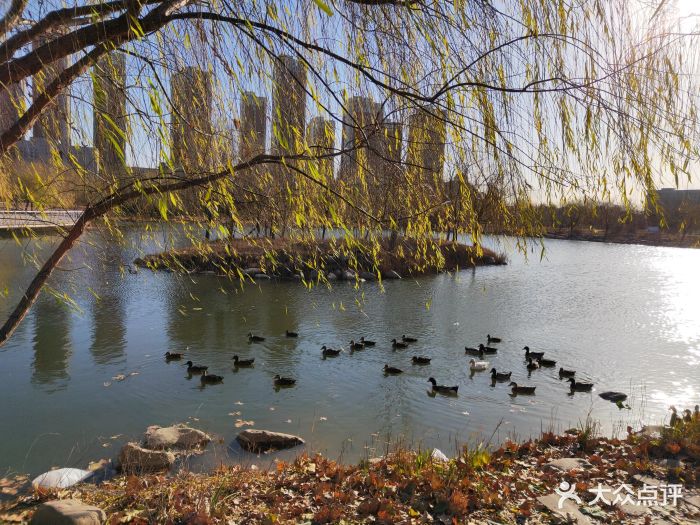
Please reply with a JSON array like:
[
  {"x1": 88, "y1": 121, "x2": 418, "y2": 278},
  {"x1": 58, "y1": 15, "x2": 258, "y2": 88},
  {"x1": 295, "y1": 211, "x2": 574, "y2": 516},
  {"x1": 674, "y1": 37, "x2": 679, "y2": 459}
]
[
  {"x1": 359, "y1": 271, "x2": 377, "y2": 281},
  {"x1": 537, "y1": 493, "x2": 592, "y2": 524},
  {"x1": 632, "y1": 474, "x2": 666, "y2": 487},
  {"x1": 30, "y1": 499, "x2": 105, "y2": 525},
  {"x1": 243, "y1": 267, "x2": 261, "y2": 276},
  {"x1": 342, "y1": 270, "x2": 356, "y2": 280},
  {"x1": 236, "y1": 429, "x2": 305, "y2": 452},
  {"x1": 544, "y1": 457, "x2": 591, "y2": 472},
  {"x1": 431, "y1": 448, "x2": 449, "y2": 462},
  {"x1": 144, "y1": 424, "x2": 211, "y2": 451},
  {"x1": 119, "y1": 442, "x2": 175, "y2": 473},
  {"x1": 326, "y1": 272, "x2": 338, "y2": 281},
  {"x1": 32, "y1": 468, "x2": 93, "y2": 490},
  {"x1": 639, "y1": 425, "x2": 664, "y2": 439},
  {"x1": 253, "y1": 273, "x2": 271, "y2": 280},
  {"x1": 383, "y1": 270, "x2": 401, "y2": 279}
]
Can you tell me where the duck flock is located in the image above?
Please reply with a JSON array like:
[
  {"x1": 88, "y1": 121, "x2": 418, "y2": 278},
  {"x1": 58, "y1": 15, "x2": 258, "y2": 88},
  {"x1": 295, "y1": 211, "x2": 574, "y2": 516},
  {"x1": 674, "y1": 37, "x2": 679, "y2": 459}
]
[{"x1": 163, "y1": 332, "x2": 629, "y2": 403}]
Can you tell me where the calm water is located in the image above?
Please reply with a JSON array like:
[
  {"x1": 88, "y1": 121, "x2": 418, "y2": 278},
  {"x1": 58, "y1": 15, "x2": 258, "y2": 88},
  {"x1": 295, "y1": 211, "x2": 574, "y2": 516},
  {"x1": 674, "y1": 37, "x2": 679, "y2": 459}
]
[{"x1": 0, "y1": 228, "x2": 698, "y2": 476}]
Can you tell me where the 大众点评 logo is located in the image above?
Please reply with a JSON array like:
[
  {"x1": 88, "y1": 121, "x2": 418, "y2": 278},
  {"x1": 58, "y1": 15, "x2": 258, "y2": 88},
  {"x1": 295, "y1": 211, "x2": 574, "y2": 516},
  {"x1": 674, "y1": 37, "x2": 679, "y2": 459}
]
[{"x1": 556, "y1": 481, "x2": 683, "y2": 509}]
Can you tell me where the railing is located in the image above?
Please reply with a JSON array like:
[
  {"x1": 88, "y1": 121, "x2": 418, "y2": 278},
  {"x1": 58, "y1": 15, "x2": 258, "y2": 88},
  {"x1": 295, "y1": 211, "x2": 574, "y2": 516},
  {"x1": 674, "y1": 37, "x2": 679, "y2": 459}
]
[{"x1": 0, "y1": 210, "x2": 83, "y2": 231}]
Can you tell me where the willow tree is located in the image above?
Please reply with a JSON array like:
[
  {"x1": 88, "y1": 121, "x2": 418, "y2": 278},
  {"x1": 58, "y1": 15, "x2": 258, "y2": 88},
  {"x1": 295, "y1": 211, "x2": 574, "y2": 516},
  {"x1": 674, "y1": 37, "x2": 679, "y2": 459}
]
[{"x1": 0, "y1": 0, "x2": 698, "y2": 345}]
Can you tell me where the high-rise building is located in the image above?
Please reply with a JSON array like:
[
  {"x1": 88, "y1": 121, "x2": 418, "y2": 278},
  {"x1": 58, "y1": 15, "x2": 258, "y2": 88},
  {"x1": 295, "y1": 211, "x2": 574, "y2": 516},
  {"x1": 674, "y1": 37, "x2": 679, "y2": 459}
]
[
  {"x1": 0, "y1": 78, "x2": 24, "y2": 151},
  {"x1": 307, "y1": 116, "x2": 335, "y2": 182},
  {"x1": 93, "y1": 53, "x2": 127, "y2": 178},
  {"x1": 239, "y1": 91, "x2": 267, "y2": 163},
  {"x1": 406, "y1": 105, "x2": 446, "y2": 190},
  {"x1": 32, "y1": 32, "x2": 71, "y2": 157},
  {"x1": 270, "y1": 55, "x2": 306, "y2": 159},
  {"x1": 339, "y1": 96, "x2": 382, "y2": 184},
  {"x1": 170, "y1": 66, "x2": 213, "y2": 173}
]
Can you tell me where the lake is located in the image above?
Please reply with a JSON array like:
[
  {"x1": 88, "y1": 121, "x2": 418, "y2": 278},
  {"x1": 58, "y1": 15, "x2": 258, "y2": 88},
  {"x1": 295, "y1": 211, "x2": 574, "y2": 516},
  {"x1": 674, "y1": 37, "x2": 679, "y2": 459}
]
[{"x1": 0, "y1": 227, "x2": 698, "y2": 476}]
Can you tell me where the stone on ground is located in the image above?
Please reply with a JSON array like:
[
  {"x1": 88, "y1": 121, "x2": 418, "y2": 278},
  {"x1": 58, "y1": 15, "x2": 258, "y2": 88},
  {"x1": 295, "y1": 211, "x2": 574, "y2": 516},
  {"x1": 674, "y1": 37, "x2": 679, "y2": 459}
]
[
  {"x1": 119, "y1": 442, "x2": 175, "y2": 473},
  {"x1": 32, "y1": 468, "x2": 92, "y2": 490},
  {"x1": 30, "y1": 499, "x2": 105, "y2": 525},
  {"x1": 144, "y1": 424, "x2": 211, "y2": 451},
  {"x1": 544, "y1": 457, "x2": 591, "y2": 472},
  {"x1": 236, "y1": 429, "x2": 305, "y2": 452},
  {"x1": 537, "y1": 493, "x2": 592, "y2": 524}
]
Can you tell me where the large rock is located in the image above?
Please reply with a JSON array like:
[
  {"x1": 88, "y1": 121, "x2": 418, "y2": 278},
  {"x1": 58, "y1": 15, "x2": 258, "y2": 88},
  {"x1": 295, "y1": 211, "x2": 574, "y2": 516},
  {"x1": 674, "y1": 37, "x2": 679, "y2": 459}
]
[
  {"x1": 144, "y1": 424, "x2": 210, "y2": 451},
  {"x1": 32, "y1": 468, "x2": 92, "y2": 490},
  {"x1": 359, "y1": 271, "x2": 377, "y2": 282},
  {"x1": 30, "y1": 499, "x2": 105, "y2": 525},
  {"x1": 544, "y1": 457, "x2": 591, "y2": 472},
  {"x1": 236, "y1": 429, "x2": 305, "y2": 452},
  {"x1": 242, "y1": 267, "x2": 261, "y2": 276},
  {"x1": 119, "y1": 442, "x2": 175, "y2": 473}
]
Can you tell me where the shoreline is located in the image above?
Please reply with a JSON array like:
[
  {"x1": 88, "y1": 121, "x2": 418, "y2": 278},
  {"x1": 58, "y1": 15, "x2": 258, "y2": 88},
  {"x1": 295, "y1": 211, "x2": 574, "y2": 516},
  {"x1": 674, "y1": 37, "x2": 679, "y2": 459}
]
[
  {"x1": 3, "y1": 420, "x2": 698, "y2": 524},
  {"x1": 544, "y1": 228, "x2": 700, "y2": 249}
]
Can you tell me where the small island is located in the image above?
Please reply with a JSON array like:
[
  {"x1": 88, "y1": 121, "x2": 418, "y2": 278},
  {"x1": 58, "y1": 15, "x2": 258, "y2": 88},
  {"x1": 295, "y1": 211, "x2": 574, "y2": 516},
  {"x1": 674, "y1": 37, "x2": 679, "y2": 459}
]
[{"x1": 135, "y1": 236, "x2": 507, "y2": 281}]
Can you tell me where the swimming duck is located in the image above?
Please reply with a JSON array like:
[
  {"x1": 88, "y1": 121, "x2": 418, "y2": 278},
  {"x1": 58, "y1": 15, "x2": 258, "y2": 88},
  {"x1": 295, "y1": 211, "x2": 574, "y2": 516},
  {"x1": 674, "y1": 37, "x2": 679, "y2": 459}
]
[
  {"x1": 200, "y1": 371, "x2": 223, "y2": 384},
  {"x1": 248, "y1": 332, "x2": 265, "y2": 342},
  {"x1": 523, "y1": 346, "x2": 545, "y2": 360},
  {"x1": 526, "y1": 358, "x2": 539, "y2": 371},
  {"x1": 349, "y1": 340, "x2": 365, "y2": 350},
  {"x1": 285, "y1": 330, "x2": 298, "y2": 338},
  {"x1": 465, "y1": 346, "x2": 482, "y2": 355},
  {"x1": 232, "y1": 355, "x2": 255, "y2": 367},
  {"x1": 478, "y1": 344, "x2": 498, "y2": 354},
  {"x1": 165, "y1": 352, "x2": 183, "y2": 360},
  {"x1": 321, "y1": 345, "x2": 341, "y2": 357},
  {"x1": 383, "y1": 365, "x2": 403, "y2": 375},
  {"x1": 568, "y1": 378, "x2": 593, "y2": 392},
  {"x1": 487, "y1": 334, "x2": 502, "y2": 343},
  {"x1": 558, "y1": 367, "x2": 576, "y2": 378},
  {"x1": 490, "y1": 368, "x2": 512, "y2": 381},
  {"x1": 428, "y1": 377, "x2": 459, "y2": 394},
  {"x1": 469, "y1": 359, "x2": 489, "y2": 371},
  {"x1": 402, "y1": 335, "x2": 418, "y2": 343},
  {"x1": 537, "y1": 357, "x2": 557, "y2": 367},
  {"x1": 391, "y1": 338, "x2": 408, "y2": 349},
  {"x1": 509, "y1": 382, "x2": 536, "y2": 395},
  {"x1": 185, "y1": 361, "x2": 208, "y2": 373},
  {"x1": 360, "y1": 337, "x2": 376, "y2": 346},
  {"x1": 599, "y1": 391, "x2": 627, "y2": 403},
  {"x1": 274, "y1": 375, "x2": 296, "y2": 386},
  {"x1": 412, "y1": 356, "x2": 431, "y2": 365}
]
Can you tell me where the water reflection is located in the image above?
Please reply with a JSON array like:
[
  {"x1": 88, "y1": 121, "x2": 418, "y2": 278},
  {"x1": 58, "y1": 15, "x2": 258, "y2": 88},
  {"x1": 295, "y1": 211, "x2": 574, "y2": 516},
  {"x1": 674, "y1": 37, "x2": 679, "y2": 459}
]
[{"x1": 31, "y1": 296, "x2": 72, "y2": 389}]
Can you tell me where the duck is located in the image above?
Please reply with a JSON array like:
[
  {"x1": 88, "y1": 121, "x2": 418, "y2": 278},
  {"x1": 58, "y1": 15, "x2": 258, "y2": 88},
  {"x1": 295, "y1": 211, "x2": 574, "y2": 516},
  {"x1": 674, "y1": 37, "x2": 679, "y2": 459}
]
[
  {"x1": 185, "y1": 361, "x2": 208, "y2": 373},
  {"x1": 274, "y1": 374, "x2": 296, "y2": 387},
  {"x1": 349, "y1": 340, "x2": 365, "y2": 350},
  {"x1": 465, "y1": 346, "x2": 482, "y2": 355},
  {"x1": 165, "y1": 351, "x2": 183, "y2": 360},
  {"x1": 383, "y1": 364, "x2": 403, "y2": 375},
  {"x1": 487, "y1": 334, "x2": 502, "y2": 343},
  {"x1": 478, "y1": 343, "x2": 498, "y2": 354},
  {"x1": 402, "y1": 335, "x2": 418, "y2": 343},
  {"x1": 200, "y1": 371, "x2": 223, "y2": 384},
  {"x1": 523, "y1": 346, "x2": 544, "y2": 360},
  {"x1": 509, "y1": 382, "x2": 536, "y2": 395},
  {"x1": 321, "y1": 345, "x2": 341, "y2": 357},
  {"x1": 248, "y1": 332, "x2": 265, "y2": 342},
  {"x1": 558, "y1": 367, "x2": 576, "y2": 378},
  {"x1": 490, "y1": 368, "x2": 512, "y2": 381},
  {"x1": 599, "y1": 391, "x2": 627, "y2": 403},
  {"x1": 568, "y1": 378, "x2": 593, "y2": 392},
  {"x1": 537, "y1": 357, "x2": 557, "y2": 367},
  {"x1": 285, "y1": 330, "x2": 298, "y2": 338},
  {"x1": 683, "y1": 409, "x2": 692, "y2": 423},
  {"x1": 360, "y1": 337, "x2": 376, "y2": 346},
  {"x1": 412, "y1": 356, "x2": 431, "y2": 365},
  {"x1": 232, "y1": 355, "x2": 255, "y2": 367},
  {"x1": 469, "y1": 359, "x2": 489, "y2": 371},
  {"x1": 391, "y1": 338, "x2": 409, "y2": 349},
  {"x1": 669, "y1": 406, "x2": 680, "y2": 427},
  {"x1": 428, "y1": 377, "x2": 458, "y2": 394},
  {"x1": 526, "y1": 358, "x2": 539, "y2": 371}
]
